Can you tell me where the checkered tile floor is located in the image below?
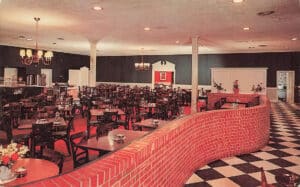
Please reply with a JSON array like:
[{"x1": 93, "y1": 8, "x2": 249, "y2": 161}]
[{"x1": 185, "y1": 102, "x2": 300, "y2": 187}]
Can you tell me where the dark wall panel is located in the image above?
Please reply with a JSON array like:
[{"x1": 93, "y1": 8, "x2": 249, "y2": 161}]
[
  {"x1": 97, "y1": 55, "x2": 192, "y2": 84},
  {"x1": 1, "y1": 45, "x2": 299, "y2": 87},
  {"x1": 97, "y1": 52, "x2": 300, "y2": 87}
]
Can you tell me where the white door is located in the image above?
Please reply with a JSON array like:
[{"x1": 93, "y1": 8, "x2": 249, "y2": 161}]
[
  {"x1": 41, "y1": 69, "x2": 53, "y2": 87},
  {"x1": 286, "y1": 71, "x2": 295, "y2": 103},
  {"x1": 277, "y1": 71, "x2": 295, "y2": 103}
]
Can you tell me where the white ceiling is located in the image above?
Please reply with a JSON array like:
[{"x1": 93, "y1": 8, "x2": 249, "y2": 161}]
[{"x1": 0, "y1": 0, "x2": 300, "y2": 56}]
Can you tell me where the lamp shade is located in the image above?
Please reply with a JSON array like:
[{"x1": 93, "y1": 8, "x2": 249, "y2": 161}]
[
  {"x1": 19, "y1": 49, "x2": 26, "y2": 57},
  {"x1": 26, "y1": 49, "x2": 32, "y2": 57}
]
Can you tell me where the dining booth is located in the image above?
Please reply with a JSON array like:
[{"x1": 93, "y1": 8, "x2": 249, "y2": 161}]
[{"x1": 24, "y1": 93, "x2": 270, "y2": 186}]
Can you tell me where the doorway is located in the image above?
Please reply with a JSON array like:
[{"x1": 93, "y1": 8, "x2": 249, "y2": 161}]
[{"x1": 276, "y1": 71, "x2": 295, "y2": 103}]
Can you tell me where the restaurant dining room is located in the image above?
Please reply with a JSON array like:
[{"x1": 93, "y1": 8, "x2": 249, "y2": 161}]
[{"x1": 0, "y1": 0, "x2": 300, "y2": 186}]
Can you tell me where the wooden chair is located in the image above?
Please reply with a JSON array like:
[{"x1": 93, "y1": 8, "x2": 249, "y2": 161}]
[
  {"x1": 131, "y1": 114, "x2": 143, "y2": 131},
  {"x1": 116, "y1": 112, "x2": 130, "y2": 130},
  {"x1": 70, "y1": 131, "x2": 89, "y2": 168},
  {"x1": 86, "y1": 110, "x2": 102, "y2": 138},
  {"x1": 41, "y1": 148, "x2": 65, "y2": 174},
  {"x1": 9, "y1": 102, "x2": 21, "y2": 128},
  {"x1": 0, "y1": 113, "x2": 13, "y2": 142},
  {"x1": 53, "y1": 116, "x2": 74, "y2": 156},
  {"x1": 30, "y1": 122, "x2": 54, "y2": 157}
]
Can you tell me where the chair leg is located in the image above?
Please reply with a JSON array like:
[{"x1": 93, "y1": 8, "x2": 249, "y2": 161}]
[
  {"x1": 87, "y1": 125, "x2": 91, "y2": 138},
  {"x1": 63, "y1": 139, "x2": 71, "y2": 156}
]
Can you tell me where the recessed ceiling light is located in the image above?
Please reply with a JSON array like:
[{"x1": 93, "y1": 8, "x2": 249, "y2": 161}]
[
  {"x1": 257, "y1": 10, "x2": 275, "y2": 16},
  {"x1": 26, "y1": 38, "x2": 33, "y2": 41},
  {"x1": 93, "y1": 6, "x2": 103, "y2": 11},
  {"x1": 175, "y1": 40, "x2": 180, "y2": 44},
  {"x1": 291, "y1": 37, "x2": 298, "y2": 41},
  {"x1": 243, "y1": 27, "x2": 250, "y2": 31},
  {"x1": 233, "y1": 0, "x2": 244, "y2": 3},
  {"x1": 18, "y1": 35, "x2": 26, "y2": 39},
  {"x1": 144, "y1": 27, "x2": 151, "y2": 31},
  {"x1": 57, "y1": 37, "x2": 64, "y2": 40}
]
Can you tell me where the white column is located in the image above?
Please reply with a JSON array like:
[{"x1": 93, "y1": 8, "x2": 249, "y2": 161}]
[
  {"x1": 191, "y1": 37, "x2": 199, "y2": 114},
  {"x1": 89, "y1": 42, "x2": 97, "y2": 87}
]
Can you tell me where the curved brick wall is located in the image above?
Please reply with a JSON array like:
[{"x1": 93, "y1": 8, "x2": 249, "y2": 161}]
[{"x1": 26, "y1": 95, "x2": 270, "y2": 187}]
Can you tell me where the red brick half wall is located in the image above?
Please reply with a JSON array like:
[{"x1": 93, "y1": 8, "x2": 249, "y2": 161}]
[{"x1": 26, "y1": 95, "x2": 270, "y2": 187}]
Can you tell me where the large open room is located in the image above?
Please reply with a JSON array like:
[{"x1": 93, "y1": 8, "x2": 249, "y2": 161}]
[{"x1": 0, "y1": 0, "x2": 299, "y2": 186}]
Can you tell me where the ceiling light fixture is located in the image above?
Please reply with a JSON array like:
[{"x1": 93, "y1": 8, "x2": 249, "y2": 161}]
[
  {"x1": 135, "y1": 48, "x2": 151, "y2": 71},
  {"x1": 19, "y1": 17, "x2": 53, "y2": 66},
  {"x1": 144, "y1": 27, "x2": 151, "y2": 31},
  {"x1": 18, "y1": 35, "x2": 26, "y2": 39},
  {"x1": 243, "y1": 27, "x2": 250, "y2": 31},
  {"x1": 291, "y1": 37, "x2": 298, "y2": 41},
  {"x1": 233, "y1": 0, "x2": 244, "y2": 3},
  {"x1": 93, "y1": 6, "x2": 103, "y2": 11},
  {"x1": 26, "y1": 38, "x2": 33, "y2": 41},
  {"x1": 175, "y1": 40, "x2": 180, "y2": 44}
]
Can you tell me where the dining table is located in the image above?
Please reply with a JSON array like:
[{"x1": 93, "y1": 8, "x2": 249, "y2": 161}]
[
  {"x1": 18, "y1": 117, "x2": 66, "y2": 130},
  {"x1": 132, "y1": 118, "x2": 168, "y2": 131},
  {"x1": 5, "y1": 158, "x2": 59, "y2": 186},
  {"x1": 90, "y1": 108, "x2": 125, "y2": 117},
  {"x1": 77, "y1": 129, "x2": 148, "y2": 152}
]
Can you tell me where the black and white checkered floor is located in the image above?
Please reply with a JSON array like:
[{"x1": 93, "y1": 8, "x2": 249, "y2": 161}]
[{"x1": 185, "y1": 102, "x2": 300, "y2": 187}]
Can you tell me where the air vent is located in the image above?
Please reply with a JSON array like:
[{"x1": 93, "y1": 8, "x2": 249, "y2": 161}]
[
  {"x1": 258, "y1": 44, "x2": 268, "y2": 47},
  {"x1": 257, "y1": 10, "x2": 275, "y2": 16}
]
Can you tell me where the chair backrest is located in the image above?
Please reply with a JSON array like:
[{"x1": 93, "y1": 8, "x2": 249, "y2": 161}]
[
  {"x1": 131, "y1": 114, "x2": 142, "y2": 123},
  {"x1": 70, "y1": 131, "x2": 89, "y2": 168},
  {"x1": 86, "y1": 110, "x2": 92, "y2": 121},
  {"x1": 32, "y1": 122, "x2": 54, "y2": 143},
  {"x1": 103, "y1": 111, "x2": 118, "y2": 123},
  {"x1": 65, "y1": 116, "x2": 75, "y2": 137},
  {"x1": 42, "y1": 148, "x2": 65, "y2": 174}
]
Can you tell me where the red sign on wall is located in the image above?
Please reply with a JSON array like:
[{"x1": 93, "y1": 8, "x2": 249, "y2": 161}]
[{"x1": 155, "y1": 71, "x2": 173, "y2": 84}]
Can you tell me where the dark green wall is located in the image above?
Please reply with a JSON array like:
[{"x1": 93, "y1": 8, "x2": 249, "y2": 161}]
[
  {"x1": 0, "y1": 45, "x2": 299, "y2": 87},
  {"x1": 97, "y1": 52, "x2": 300, "y2": 87}
]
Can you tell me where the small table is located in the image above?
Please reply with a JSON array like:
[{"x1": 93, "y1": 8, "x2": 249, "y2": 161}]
[
  {"x1": 7, "y1": 158, "x2": 59, "y2": 186},
  {"x1": 132, "y1": 118, "x2": 167, "y2": 131},
  {"x1": 77, "y1": 129, "x2": 148, "y2": 152},
  {"x1": 18, "y1": 118, "x2": 66, "y2": 130},
  {"x1": 90, "y1": 108, "x2": 125, "y2": 117}
]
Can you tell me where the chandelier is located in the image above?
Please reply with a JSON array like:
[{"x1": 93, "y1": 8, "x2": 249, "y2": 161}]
[
  {"x1": 134, "y1": 55, "x2": 151, "y2": 71},
  {"x1": 20, "y1": 17, "x2": 53, "y2": 66}
]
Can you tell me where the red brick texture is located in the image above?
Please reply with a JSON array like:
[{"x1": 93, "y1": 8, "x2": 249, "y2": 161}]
[{"x1": 26, "y1": 95, "x2": 270, "y2": 187}]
